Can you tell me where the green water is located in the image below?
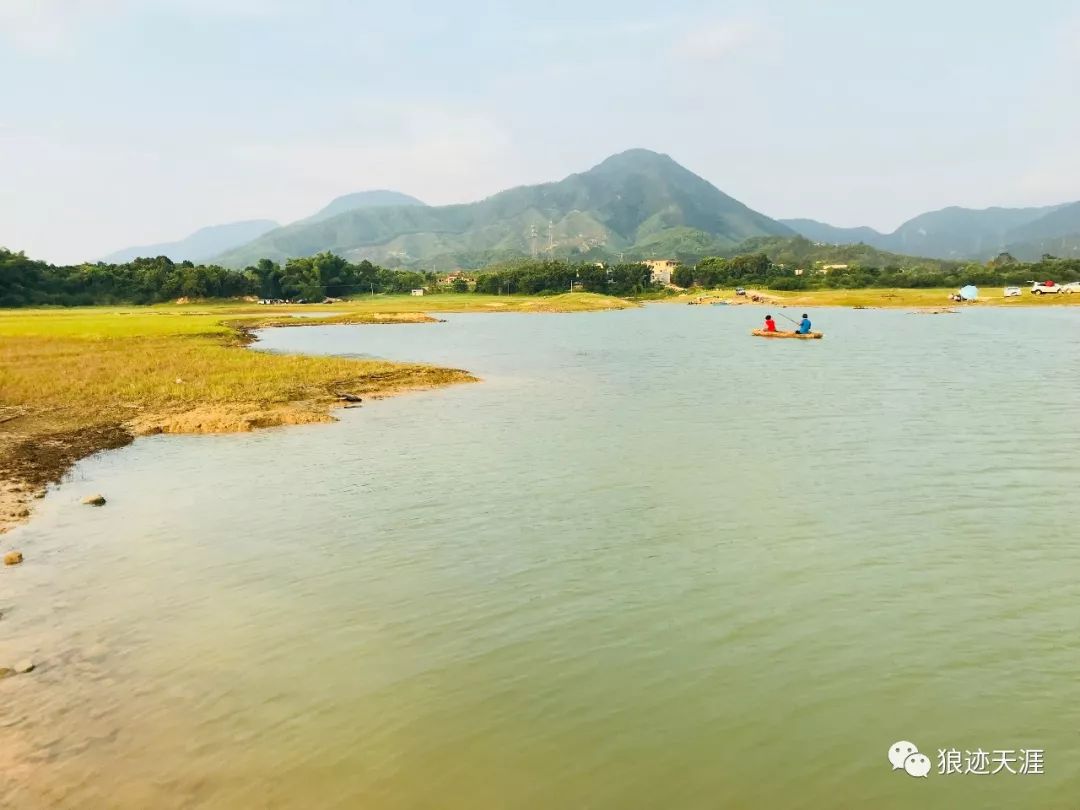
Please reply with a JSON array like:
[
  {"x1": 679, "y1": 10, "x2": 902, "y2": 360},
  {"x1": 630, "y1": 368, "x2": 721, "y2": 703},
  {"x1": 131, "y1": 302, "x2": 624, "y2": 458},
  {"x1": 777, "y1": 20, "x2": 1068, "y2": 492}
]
[{"x1": 3, "y1": 305, "x2": 1079, "y2": 808}]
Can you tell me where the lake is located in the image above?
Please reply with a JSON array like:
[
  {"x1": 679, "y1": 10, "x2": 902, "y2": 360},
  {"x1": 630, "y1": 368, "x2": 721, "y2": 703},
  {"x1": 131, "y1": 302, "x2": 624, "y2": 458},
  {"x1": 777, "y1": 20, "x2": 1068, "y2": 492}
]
[{"x1": 3, "y1": 304, "x2": 1079, "y2": 808}]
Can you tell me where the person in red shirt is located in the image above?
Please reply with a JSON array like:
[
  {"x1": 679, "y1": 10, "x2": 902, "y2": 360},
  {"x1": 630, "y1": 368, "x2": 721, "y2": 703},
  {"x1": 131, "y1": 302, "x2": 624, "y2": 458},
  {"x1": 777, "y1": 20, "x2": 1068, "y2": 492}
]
[{"x1": 763, "y1": 314, "x2": 777, "y2": 332}]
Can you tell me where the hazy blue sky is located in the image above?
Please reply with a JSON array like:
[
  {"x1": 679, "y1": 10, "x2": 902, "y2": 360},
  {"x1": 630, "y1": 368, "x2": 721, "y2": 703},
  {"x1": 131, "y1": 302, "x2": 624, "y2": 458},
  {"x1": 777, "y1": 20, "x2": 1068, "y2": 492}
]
[{"x1": 2, "y1": 0, "x2": 1078, "y2": 262}]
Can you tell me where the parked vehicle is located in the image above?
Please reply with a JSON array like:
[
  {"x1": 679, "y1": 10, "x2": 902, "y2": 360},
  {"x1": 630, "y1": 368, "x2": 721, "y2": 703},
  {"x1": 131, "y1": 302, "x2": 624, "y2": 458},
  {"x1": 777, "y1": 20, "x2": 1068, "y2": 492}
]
[
  {"x1": 735, "y1": 287, "x2": 747, "y2": 296},
  {"x1": 1003, "y1": 286, "x2": 1022, "y2": 297},
  {"x1": 1060, "y1": 281, "x2": 1080, "y2": 293},
  {"x1": 1030, "y1": 281, "x2": 1062, "y2": 294}
]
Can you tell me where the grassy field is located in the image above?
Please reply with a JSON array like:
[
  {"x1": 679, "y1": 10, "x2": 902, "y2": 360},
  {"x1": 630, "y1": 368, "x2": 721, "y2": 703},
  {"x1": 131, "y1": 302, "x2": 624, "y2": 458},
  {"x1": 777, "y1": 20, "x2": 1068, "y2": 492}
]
[
  {"x1": 669, "y1": 287, "x2": 1080, "y2": 308},
  {"x1": 0, "y1": 292, "x2": 632, "y2": 535}
]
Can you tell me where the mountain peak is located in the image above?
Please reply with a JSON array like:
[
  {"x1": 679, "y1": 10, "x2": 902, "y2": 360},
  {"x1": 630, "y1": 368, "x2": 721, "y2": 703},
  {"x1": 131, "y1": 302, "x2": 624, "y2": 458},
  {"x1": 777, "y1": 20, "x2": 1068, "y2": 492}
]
[
  {"x1": 308, "y1": 190, "x2": 425, "y2": 223},
  {"x1": 215, "y1": 151, "x2": 791, "y2": 267},
  {"x1": 589, "y1": 148, "x2": 678, "y2": 172}
]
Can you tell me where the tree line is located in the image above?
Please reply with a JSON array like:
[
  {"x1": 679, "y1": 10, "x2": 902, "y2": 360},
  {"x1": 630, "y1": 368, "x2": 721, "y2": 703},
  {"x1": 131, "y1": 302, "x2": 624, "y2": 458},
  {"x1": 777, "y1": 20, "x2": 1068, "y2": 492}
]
[
  {"x1": 4, "y1": 244, "x2": 1080, "y2": 308},
  {"x1": 674, "y1": 251, "x2": 1080, "y2": 291},
  {"x1": 0, "y1": 249, "x2": 661, "y2": 307},
  {"x1": 472, "y1": 260, "x2": 655, "y2": 296},
  {"x1": 0, "y1": 250, "x2": 436, "y2": 307}
]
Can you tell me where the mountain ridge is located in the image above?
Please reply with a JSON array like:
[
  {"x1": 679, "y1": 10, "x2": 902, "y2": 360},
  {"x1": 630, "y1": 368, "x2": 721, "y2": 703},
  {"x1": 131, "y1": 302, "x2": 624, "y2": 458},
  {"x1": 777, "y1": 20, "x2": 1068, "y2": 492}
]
[
  {"x1": 101, "y1": 154, "x2": 1080, "y2": 268},
  {"x1": 214, "y1": 149, "x2": 794, "y2": 268},
  {"x1": 100, "y1": 219, "x2": 280, "y2": 264},
  {"x1": 783, "y1": 202, "x2": 1079, "y2": 260}
]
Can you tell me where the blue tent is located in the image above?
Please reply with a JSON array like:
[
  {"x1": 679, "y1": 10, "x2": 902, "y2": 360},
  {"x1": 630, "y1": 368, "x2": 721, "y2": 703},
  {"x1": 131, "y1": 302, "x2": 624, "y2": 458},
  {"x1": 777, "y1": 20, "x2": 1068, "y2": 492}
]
[{"x1": 958, "y1": 285, "x2": 978, "y2": 301}]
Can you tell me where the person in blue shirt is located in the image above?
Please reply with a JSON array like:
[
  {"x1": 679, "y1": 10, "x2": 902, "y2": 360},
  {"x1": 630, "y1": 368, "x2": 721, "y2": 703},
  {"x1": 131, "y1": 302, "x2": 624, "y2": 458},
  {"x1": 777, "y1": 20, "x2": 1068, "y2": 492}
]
[{"x1": 796, "y1": 313, "x2": 812, "y2": 334}]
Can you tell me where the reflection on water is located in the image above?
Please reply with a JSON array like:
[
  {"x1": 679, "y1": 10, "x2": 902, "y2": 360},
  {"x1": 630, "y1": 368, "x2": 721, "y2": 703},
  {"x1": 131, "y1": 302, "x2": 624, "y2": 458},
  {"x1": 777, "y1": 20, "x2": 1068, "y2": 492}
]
[{"x1": 3, "y1": 306, "x2": 1079, "y2": 809}]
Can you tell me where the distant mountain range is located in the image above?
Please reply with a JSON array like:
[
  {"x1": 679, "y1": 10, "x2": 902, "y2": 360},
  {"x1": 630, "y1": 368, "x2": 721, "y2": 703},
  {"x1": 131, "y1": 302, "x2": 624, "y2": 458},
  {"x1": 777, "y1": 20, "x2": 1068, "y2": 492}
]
[
  {"x1": 99, "y1": 191, "x2": 427, "y2": 263},
  {"x1": 213, "y1": 149, "x2": 794, "y2": 269},
  {"x1": 100, "y1": 219, "x2": 280, "y2": 264},
  {"x1": 781, "y1": 200, "x2": 1080, "y2": 262},
  {"x1": 100, "y1": 149, "x2": 1080, "y2": 268}
]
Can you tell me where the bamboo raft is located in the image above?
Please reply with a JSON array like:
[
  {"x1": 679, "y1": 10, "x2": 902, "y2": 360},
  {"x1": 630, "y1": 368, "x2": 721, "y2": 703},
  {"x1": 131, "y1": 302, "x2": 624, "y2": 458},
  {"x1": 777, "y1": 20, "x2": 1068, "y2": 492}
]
[{"x1": 751, "y1": 329, "x2": 824, "y2": 339}]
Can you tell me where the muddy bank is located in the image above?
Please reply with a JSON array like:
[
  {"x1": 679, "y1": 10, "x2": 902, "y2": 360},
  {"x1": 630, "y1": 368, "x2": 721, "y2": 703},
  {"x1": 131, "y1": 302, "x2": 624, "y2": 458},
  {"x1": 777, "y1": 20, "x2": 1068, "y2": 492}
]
[{"x1": 1, "y1": 424, "x2": 134, "y2": 535}]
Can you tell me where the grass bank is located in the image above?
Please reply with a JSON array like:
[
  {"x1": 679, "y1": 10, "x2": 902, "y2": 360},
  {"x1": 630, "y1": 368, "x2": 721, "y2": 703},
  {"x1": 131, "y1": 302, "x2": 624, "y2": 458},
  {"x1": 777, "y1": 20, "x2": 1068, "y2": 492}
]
[
  {"x1": 0, "y1": 292, "x2": 631, "y2": 535},
  {"x1": 0, "y1": 307, "x2": 461, "y2": 535},
  {"x1": 668, "y1": 287, "x2": 1080, "y2": 308}
]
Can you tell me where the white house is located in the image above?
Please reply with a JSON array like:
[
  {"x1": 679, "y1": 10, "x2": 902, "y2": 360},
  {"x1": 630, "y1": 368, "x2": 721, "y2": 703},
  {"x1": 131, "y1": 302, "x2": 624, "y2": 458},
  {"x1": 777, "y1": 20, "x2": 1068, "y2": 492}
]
[
  {"x1": 410, "y1": 288, "x2": 425, "y2": 296},
  {"x1": 643, "y1": 259, "x2": 678, "y2": 285}
]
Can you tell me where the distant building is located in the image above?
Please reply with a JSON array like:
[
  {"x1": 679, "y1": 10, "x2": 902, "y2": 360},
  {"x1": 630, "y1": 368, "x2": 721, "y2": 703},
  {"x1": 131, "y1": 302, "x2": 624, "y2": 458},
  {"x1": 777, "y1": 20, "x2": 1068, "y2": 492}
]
[
  {"x1": 819, "y1": 263, "x2": 849, "y2": 273},
  {"x1": 410, "y1": 288, "x2": 425, "y2": 296},
  {"x1": 643, "y1": 259, "x2": 678, "y2": 285},
  {"x1": 440, "y1": 271, "x2": 473, "y2": 284}
]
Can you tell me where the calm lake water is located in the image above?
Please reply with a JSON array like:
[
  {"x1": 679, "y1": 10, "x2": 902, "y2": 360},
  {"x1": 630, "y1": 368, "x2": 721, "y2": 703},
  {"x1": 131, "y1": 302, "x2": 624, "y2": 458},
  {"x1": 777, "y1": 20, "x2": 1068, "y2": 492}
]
[{"x1": 3, "y1": 305, "x2": 1079, "y2": 808}]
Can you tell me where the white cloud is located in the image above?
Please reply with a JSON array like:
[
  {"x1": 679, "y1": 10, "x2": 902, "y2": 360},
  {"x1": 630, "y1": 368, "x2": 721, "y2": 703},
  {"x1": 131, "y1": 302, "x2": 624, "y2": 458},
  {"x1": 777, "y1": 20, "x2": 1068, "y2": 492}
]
[
  {"x1": 675, "y1": 18, "x2": 777, "y2": 63},
  {"x1": 0, "y1": 0, "x2": 121, "y2": 52},
  {"x1": 0, "y1": 0, "x2": 280, "y2": 52},
  {"x1": 1015, "y1": 154, "x2": 1080, "y2": 205},
  {"x1": 231, "y1": 104, "x2": 518, "y2": 208},
  {"x1": 1056, "y1": 11, "x2": 1080, "y2": 65},
  {"x1": 0, "y1": 102, "x2": 521, "y2": 262}
]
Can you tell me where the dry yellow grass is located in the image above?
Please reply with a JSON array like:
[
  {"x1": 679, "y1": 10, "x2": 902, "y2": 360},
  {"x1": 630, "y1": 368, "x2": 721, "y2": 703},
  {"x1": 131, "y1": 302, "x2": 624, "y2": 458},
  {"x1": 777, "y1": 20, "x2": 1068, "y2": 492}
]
[{"x1": 1, "y1": 335, "x2": 465, "y2": 418}]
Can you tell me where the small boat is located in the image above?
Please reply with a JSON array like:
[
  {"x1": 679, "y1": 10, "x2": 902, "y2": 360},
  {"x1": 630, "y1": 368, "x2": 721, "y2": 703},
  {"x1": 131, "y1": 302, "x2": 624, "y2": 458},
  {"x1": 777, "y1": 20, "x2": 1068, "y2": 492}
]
[{"x1": 751, "y1": 329, "x2": 823, "y2": 339}]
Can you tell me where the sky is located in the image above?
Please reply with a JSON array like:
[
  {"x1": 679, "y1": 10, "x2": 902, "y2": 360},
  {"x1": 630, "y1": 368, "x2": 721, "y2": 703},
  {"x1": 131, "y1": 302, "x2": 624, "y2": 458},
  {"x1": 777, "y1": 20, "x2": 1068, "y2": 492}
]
[{"x1": 2, "y1": 0, "x2": 1078, "y2": 263}]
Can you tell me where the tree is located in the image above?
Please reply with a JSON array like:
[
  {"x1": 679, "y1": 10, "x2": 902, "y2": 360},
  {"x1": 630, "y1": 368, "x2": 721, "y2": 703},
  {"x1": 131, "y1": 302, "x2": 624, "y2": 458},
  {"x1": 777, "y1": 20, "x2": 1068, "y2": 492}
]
[{"x1": 672, "y1": 265, "x2": 694, "y2": 288}]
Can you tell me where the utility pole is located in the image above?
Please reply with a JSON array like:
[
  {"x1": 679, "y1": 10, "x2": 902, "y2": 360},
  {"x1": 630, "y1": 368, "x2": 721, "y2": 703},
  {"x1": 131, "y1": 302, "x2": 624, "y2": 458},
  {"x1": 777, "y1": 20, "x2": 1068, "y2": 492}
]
[
  {"x1": 548, "y1": 220, "x2": 554, "y2": 254},
  {"x1": 530, "y1": 225, "x2": 538, "y2": 258}
]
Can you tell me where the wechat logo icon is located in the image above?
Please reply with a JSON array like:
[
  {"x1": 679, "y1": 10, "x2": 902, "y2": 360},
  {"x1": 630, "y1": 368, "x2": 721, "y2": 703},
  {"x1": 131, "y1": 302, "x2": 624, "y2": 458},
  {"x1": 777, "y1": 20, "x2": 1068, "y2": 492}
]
[{"x1": 889, "y1": 741, "x2": 930, "y2": 778}]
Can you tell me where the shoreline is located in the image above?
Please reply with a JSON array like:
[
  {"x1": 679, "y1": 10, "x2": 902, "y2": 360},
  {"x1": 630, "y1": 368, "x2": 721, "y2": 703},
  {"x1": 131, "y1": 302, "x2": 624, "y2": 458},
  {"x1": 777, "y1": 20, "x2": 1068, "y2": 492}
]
[
  {"x1": 0, "y1": 313, "x2": 475, "y2": 537},
  {"x1": 0, "y1": 292, "x2": 634, "y2": 537},
  {"x1": 3, "y1": 288, "x2": 1077, "y2": 536}
]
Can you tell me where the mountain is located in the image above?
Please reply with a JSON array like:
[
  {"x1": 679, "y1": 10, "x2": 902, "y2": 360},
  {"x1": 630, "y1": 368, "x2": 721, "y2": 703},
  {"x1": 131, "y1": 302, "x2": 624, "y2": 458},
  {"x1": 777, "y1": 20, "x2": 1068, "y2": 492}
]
[
  {"x1": 101, "y1": 220, "x2": 280, "y2": 264},
  {"x1": 214, "y1": 149, "x2": 794, "y2": 268},
  {"x1": 778, "y1": 219, "x2": 885, "y2": 246},
  {"x1": 307, "y1": 190, "x2": 425, "y2": 223},
  {"x1": 881, "y1": 205, "x2": 1060, "y2": 259},
  {"x1": 735, "y1": 235, "x2": 958, "y2": 271},
  {"x1": 783, "y1": 203, "x2": 1074, "y2": 261}
]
